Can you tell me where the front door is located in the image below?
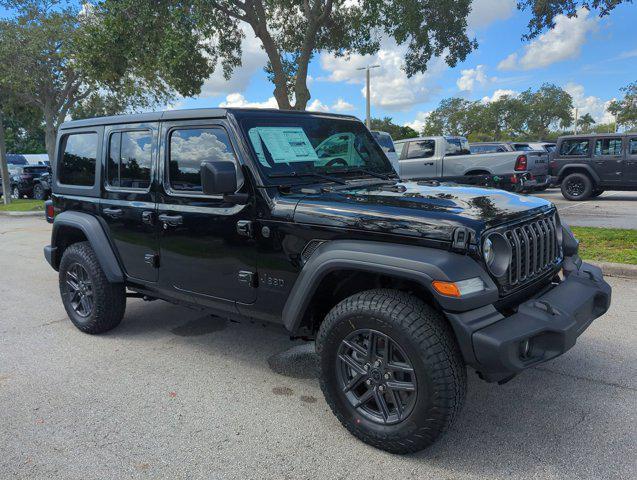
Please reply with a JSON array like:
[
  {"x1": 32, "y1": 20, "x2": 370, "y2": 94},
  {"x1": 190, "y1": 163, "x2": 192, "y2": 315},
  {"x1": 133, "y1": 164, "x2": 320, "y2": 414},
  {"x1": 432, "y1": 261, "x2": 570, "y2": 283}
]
[
  {"x1": 592, "y1": 136, "x2": 624, "y2": 185},
  {"x1": 625, "y1": 136, "x2": 637, "y2": 184},
  {"x1": 100, "y1": 124, "x2": 159, "y2": 282},
  {"x1": 157, "y1": 120, "x2": 257, "y2": 309},
  {"x1": 399, "y1": 139, "x2": 438, "y2": 179}
]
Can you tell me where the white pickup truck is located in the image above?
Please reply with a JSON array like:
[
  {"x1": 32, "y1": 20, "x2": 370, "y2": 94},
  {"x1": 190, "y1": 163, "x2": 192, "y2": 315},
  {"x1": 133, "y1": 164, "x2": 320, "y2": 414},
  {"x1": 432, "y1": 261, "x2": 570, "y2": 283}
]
[{"x1": 393, "y1": 136, "x2": 550, "y2": 191}]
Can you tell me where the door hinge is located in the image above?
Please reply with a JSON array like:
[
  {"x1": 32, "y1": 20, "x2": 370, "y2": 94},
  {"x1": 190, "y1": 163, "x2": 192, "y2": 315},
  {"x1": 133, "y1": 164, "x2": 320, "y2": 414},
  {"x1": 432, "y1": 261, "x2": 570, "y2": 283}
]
[
  {"x1": 238, "y1": 270, "x2": 257, "y2": 288},
  {"x1": 144, "y1": 253, "x2": 160, "y2": 268},
  {"x1": 236, "y1": 220, "x2": 253, "y2": 237}
]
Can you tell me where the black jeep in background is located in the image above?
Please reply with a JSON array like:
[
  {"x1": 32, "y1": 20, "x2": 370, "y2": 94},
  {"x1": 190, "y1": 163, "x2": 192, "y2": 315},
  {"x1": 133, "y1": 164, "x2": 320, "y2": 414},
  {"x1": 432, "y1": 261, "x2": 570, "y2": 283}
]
[
  {"x1": 0, "y1": 164, "x2": 51, "y2": 199},
  {"x1": 43, "y1": 108, "x2": 611, "y2": 454},
  {"x1": 551, "y1": 133, "x2": 637, "y2": 200}
]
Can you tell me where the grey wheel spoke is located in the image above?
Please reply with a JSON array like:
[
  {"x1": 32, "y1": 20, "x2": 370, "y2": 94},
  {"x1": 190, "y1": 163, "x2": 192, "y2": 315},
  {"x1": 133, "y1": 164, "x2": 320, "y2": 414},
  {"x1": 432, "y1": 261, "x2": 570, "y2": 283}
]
[
  {"x1": 338, "y1": 353, "x2": 366, "y2": 375},
  {"x1": 374, "y1": 389, "x2": 390, "y2": 422},
  {"x1": 343, "y1": 339, "x2": 367, "y2": 357},
  {"x1": 352, "y1": 388, "x2": 374, "y2": 408},
  {"x1": 79, "y1": 295, "x2": 91, "y2": 314},
  {"x1": 387, "y1": 361, "x2": 414, "y2": 374},
  {"x1": 343, "y1": 372, "x2": 367, "y2": 393},
  {"x1": 388, "y1": 388, "x2": 403, "y2": 420},
  {"x1": 386, "y1": 380, "x2": 416, "y2": 392}
]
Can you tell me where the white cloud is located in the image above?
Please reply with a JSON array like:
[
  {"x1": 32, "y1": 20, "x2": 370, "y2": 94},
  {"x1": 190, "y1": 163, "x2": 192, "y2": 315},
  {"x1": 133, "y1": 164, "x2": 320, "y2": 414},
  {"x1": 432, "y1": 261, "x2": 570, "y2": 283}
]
[
  {"x1": 564, "y1": 82, "x2": 615, "y2": 124},
  {"x1": 219, "y1": 93, "x2": 278, "y2": 109},
  {"x1": 199, "y1": 27, "x2": 268, "y2": 98},
  {"x1": 618, "y1": 48, "x2": 637, "y2": 59},
  {"x1": 468, "y1": 0, "x2": 517, "y2": 29},
  {"x1": 307, "y1": 99, "x2": 329, "y2": 112},
  {"x1": 481, "y1": 89, "x2": 519, "y2": 103},
  {"x1": 497, "y1": 8, "x2": 597, "y2": 70},
  {"x1": 330, "y1": 98, "x2": 355, "y2": 112},
  {"x1": 319, "y1": 40, "x2": 447, "y2": 111},
  {"x1": 457, "y1": 64, "x2": 493, "y2": 92},
  {"x1": 404, "y1": 111, "x2": 431, "y2": 133}
]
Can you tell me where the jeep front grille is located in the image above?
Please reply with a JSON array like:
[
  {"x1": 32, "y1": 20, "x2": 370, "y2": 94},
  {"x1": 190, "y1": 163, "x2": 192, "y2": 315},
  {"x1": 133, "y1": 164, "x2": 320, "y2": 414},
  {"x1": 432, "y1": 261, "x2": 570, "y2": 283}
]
[{"x1": 501, "y1": 212, "x2": 561, "y2": 291}]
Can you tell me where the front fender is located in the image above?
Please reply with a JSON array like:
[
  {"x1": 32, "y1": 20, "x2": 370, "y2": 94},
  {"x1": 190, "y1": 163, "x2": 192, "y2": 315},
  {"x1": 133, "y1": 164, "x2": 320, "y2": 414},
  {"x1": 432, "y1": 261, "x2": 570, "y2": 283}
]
[
  {"x1": 557, "y1": 163, "x2": 600, "y2": 183},
  {"x1": 282, "y1": 240, "x2": 499, "y2": 334}
]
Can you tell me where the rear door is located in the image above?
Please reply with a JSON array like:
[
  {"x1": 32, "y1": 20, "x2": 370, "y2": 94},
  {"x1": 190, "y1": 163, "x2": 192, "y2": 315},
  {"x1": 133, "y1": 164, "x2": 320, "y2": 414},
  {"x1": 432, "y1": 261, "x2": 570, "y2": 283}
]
[
  {"x1": 100, "y1": 124, "x2": 159, "y2": 282},
  {"x1": 592, "y1": 137, "x2": 624, "y2": 185},
  {"x1": 156, "y1": 119, "x2": 257, "y2": 309},
  {"x1": 625, "y1": 136, "x2": 637, "y2": 184},
  {"x1": 399, "y1": 139, "x2": 438, "y2": 179}
]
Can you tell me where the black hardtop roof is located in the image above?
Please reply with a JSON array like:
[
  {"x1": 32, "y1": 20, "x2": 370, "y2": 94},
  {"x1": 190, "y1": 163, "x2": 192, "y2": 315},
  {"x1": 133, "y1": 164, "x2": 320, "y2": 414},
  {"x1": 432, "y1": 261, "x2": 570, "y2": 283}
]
[
  {"x1": 59, "y1": 107, "x2": 360, "y2": 130},
  {"x1": 558, "y1": 132, "x2": 635, "y2": 139}
]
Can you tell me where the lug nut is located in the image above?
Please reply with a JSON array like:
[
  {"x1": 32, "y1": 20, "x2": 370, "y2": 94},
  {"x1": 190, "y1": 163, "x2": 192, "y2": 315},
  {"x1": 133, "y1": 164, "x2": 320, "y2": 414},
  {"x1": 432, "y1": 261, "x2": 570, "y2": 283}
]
[
  {"x1": 374, "y1": 360, "x2": 381, "y2": 368},
  {"x1": 384, "y1": 373, "x2": 390, "y2": 380},
  {"x1": 364, "y1": 364, "x2": 370, "y2": 371},
  {"x1": 378, "y1": 385, "x2": 385, "y2": 392},
  {"x1": 365, "y1": 379, "x2": 372, "y2": 386}
]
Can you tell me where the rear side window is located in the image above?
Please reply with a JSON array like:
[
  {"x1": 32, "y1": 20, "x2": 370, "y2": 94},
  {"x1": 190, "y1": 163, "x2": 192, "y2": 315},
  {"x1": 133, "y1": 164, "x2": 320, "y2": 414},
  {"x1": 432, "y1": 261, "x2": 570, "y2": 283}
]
[
  {"x1": 395, "y1": 142, "x2": 405, "y2": 157},
  {"x1": 594, "y1": 138, "x2": 622, "y2": 156},
  {"x1": 559, "y1": 139, "x2": 589, "y2": 156},
  {"x1": 445, "y1": 138, "x2": 470, "y2": 156},
  {"x1": 168, "y1": 127, "x2": 236, "y2": 193},
  {"x1": 108, "y1": 130, "x2": 153, "y2": 189},
  {"x1": 59, "y1": 133, "x2": 98, "y2": 186},
  {"x1": 630, "y1": 138, "x2": 637, "y2": 155},
  {"x1": 407, "y1": 140, "x2": 435, "y2": 159}
]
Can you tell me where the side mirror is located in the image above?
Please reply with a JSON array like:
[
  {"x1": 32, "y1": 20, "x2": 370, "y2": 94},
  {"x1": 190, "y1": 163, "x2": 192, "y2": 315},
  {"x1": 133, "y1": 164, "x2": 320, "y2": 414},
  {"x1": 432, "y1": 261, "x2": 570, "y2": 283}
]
[{"x1": 201, "y1": 160, "x2": 237, "y2": 196}]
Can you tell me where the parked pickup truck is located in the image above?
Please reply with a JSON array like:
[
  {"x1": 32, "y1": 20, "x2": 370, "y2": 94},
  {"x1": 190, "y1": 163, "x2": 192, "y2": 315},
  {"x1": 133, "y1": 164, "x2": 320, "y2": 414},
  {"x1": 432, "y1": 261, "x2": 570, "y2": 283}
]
[{"x1": 395, "y1": 136, "x2": 550, "y2": 191}]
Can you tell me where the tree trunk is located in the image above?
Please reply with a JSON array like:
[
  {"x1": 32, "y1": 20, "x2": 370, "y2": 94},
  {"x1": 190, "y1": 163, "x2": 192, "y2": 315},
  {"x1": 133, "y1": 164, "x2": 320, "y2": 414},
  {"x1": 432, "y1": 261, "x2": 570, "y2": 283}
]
[
  {"x1": 0, "y1": 112, "x2": 11, "y2": 205},
  {"x1": 44, "y1": 112, "x2": 57, "y2": 164}
]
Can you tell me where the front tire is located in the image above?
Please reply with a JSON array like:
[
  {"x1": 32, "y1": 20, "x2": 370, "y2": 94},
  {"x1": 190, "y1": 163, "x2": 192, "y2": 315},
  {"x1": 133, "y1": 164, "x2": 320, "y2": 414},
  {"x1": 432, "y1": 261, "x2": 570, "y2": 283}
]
[
  {"x1": 317, "y1": 289, "x2": 466, "y2": 454},
  {"x1": 561, "y1": 172, "x2": 593, "y2": 201},
  {"x1": 59, "y1": 242, "x2": 126, "y2": 334},
  {"x1": 33, "y1": 184, "x2": 47, "y2": 200},
  {"x1": 11, "y1": 186, "x2": 20, "y2": 199}
]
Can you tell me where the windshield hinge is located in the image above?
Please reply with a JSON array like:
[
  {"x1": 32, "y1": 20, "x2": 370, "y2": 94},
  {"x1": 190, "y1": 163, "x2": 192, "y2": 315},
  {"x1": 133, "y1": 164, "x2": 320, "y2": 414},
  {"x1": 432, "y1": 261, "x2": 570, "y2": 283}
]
[{"x1": 452, "y1": 227, "x2": 470, "y2": 252}]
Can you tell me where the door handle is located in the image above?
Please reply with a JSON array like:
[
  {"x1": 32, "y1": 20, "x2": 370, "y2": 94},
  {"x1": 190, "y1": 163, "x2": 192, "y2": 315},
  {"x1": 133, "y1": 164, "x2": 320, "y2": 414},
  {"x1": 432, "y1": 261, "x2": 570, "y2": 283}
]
[
  {"x1": 158, "y1": 213, "x2": 183, "y2": 227},
  {"x1": 103, "y1": 207, "x2": 123, "y2": 218},
  {"x1": 424, "y1": 162, "x2": 434, "y2": 166},
  {"x1": 141, "y1": 211, "x2": 155, "y2": 226}
]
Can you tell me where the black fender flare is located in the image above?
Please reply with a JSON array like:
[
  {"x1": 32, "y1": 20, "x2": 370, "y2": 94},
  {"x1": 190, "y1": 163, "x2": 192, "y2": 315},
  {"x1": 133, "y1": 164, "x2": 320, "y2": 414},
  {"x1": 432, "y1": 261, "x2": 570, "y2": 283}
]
[
  {"x1": 282, "y1": 240, "x2": 499, "y2": 334},
  {"x1": 48, "y1": 211, "x2": 124, "y2": 283},
  {"x1": 557, "y1": 164, "x2": 600, "y2": 184}
]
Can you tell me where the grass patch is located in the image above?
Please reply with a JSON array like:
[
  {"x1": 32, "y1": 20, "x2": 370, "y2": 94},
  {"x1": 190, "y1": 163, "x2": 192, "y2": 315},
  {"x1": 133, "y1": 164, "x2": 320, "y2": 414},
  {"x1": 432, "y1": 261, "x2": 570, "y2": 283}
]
[
  {"x1": 0, "y1": 198, "x2": 45, "y2": 212},
  {"x1": 571, "y1": 226, "x2": 637, "y2": 265}
]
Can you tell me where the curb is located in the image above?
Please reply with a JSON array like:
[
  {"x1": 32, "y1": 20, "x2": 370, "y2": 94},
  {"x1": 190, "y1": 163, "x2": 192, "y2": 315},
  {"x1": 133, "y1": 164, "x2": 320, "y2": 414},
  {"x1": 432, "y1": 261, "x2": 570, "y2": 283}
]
[
  {"x1": 0, "y1": 210, "x2": 44, "y2": 217},
  {"x1": 588, "y1": 260, "x2": 637, "y2": 279}
]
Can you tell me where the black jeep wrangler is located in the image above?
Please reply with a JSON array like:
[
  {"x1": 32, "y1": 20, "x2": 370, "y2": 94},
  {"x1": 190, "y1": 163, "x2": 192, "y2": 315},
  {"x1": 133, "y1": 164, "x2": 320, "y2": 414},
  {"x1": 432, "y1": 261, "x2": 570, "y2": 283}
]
[
  {"x1": 44, "y1": 109, "x2": 611, "y2": 453},
  {"x1": 552, "y1": 133, "x2": 637, "y2": 200}
]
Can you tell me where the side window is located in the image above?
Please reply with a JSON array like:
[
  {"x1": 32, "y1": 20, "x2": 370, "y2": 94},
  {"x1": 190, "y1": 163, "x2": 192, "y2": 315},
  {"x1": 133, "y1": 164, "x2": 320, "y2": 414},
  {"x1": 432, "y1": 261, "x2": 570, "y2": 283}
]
[
  {"x1": 594, "y1": 138, "x2": 622, "y2": 156},
  {"x1": 629, "y1": 138, "x2": 637, "y2": 156},
  {"x1": 168, "y1": 127, "x2": 236, "y2": 193},
  {"x1": 559, "y1": 139, "x2": 590, "y2": 156},
  {"x1": 59, "y1": 133, "x2": 98, "y2": 186},
  {"x1": 407, "y1": 140, "x2": 435, "y2": 159},
  {"x1": 108, "y1": 130, "x2": 153, "y2": 189},
  {"x1": 395, "y1": 142, "x2": 405, "y2": 157}
]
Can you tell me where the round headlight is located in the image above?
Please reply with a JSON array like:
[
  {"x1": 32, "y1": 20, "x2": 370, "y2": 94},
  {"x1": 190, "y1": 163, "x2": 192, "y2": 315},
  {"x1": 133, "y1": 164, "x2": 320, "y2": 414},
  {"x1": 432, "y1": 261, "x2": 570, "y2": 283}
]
[{"x1": 482, "y1": 233, "x2": 512, "y2": 278}]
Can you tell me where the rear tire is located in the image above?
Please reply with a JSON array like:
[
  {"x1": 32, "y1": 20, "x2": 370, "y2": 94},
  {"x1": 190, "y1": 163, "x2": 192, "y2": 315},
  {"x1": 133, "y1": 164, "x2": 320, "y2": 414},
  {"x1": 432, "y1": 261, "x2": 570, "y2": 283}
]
[
  {"x1": 561, "y1": 172, "x2": 593, "y2": 201},
  {"x1": 317, "y1": 289, "x2": 466, "y2": 454},
  {"x1": 11, "y1": 186, "x2": 20, "y2": 199},
  {"x1": 59, "y1": 242, "x2": 126, "y2": 334},
  {"x1": 33, "y1": 184, "x2": 47, "y2": 200}
]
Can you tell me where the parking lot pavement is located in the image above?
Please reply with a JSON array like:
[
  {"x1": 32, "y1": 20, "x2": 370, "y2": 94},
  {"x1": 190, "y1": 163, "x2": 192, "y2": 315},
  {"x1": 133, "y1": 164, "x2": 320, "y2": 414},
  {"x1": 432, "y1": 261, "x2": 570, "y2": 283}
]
[
  {"x1": 534, "y1": 189, "x2": 637, "y2": 229},
  {"x1": 1, "y1": 216, "x2": 636, "y2": 480}
]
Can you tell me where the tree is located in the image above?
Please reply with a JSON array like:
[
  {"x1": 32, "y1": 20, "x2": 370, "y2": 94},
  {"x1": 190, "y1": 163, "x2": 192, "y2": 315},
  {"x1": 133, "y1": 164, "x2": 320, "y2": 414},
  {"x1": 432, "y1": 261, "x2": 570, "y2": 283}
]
[
  {"x1": 518, "y1": 1, "x2": 633, "y2": 39},
  {"x1": 577, "y1": 113, "x2": 596, "y2": 133},
  {"x1": 369, "y1": 117, "x2": 417, "y2": 140},
  {"x1": 608, "y1": 81, "x2": 637, "y2": 130},
  {"x1": 519, "y1": 83, "x2": 573, "y2": 139},
  {"x1": 0, "y1": 1, "x2": 165, "y2": 162},
  {"x1": 84, "y1": 0, "x2": 478, "y2": 111},
  {"x1": 422, "y1": 98, "x2": 483, "y2": 137}
]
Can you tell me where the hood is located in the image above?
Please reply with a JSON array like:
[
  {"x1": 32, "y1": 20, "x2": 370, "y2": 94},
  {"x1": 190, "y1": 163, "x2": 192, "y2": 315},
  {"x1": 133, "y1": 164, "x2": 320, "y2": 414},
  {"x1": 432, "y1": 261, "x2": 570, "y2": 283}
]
[{"x1": 292, "y1": 181, "x2": 553, "y2": 243}]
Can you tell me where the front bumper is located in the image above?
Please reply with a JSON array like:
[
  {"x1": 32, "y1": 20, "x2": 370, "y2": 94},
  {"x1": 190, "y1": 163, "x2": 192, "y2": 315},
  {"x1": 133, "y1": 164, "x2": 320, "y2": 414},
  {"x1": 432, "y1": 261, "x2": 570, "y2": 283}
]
[{"x1": 446, "y1": 256, "x2": 611, "y2": 382}]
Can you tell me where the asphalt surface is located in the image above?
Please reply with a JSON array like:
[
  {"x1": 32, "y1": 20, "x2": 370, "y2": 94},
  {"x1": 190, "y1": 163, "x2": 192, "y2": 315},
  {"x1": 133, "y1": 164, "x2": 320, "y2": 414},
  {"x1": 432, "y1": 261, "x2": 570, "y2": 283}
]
[
  {"x1": 534, "y1": 189, "x2": 637, "y2": 229},
  {"x1": 1, "y1": 216, "x2": 636, "y2": 480}
]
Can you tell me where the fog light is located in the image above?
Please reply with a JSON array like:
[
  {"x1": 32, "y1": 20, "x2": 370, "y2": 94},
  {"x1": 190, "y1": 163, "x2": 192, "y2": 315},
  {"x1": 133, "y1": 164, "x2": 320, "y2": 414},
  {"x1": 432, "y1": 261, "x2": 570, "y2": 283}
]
[{"x1": 519, "y1": 339, "x2": 532, "y2": 359}]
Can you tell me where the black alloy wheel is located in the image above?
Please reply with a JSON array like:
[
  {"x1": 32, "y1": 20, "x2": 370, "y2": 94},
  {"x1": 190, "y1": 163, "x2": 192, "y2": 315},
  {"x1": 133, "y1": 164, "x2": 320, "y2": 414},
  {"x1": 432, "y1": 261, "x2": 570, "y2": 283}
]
[
  {"x1": 565, "y1": 177, "x2": 585, "y2": 197},
  {"x1": 561, "y1": 172, "x2": 593, "y2": 201},
  {"x1": 336, "y1": 329, "x2": 417, "y2": 425},
  {"x1": 64, "y1": 262, "x2": 94, "y2": 318}
]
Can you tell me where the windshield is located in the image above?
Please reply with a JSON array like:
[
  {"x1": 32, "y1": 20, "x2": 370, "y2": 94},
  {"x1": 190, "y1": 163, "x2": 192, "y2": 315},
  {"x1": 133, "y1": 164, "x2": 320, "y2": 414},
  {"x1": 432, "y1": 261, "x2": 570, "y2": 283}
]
[{"x1": 239, "y1": 115, "x2": 395, "y2": 183}]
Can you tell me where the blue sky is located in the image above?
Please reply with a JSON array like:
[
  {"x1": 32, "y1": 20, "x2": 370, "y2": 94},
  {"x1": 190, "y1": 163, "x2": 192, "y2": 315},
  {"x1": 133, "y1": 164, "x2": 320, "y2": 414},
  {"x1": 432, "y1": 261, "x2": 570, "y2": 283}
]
[{"x1": 3, "y1": 1, "x2": 635, "y2": 130}]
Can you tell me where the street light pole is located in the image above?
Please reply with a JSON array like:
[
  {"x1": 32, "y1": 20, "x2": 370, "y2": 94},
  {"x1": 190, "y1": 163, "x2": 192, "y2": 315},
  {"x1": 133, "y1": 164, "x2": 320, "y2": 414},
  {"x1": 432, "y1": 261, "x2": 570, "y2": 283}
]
[{"x1": 357, "y1": 64, "x2": 380, "y2": 129}]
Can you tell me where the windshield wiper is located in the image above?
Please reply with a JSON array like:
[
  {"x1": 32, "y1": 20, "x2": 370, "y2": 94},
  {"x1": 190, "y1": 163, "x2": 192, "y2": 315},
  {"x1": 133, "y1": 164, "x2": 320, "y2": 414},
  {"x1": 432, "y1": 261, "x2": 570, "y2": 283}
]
[
  {"x1": 325, "y1": 167, "x2": 396, "y2": 181},
  {"x1": 268, "y1": 171, "x2": 347, "y2": 185}
]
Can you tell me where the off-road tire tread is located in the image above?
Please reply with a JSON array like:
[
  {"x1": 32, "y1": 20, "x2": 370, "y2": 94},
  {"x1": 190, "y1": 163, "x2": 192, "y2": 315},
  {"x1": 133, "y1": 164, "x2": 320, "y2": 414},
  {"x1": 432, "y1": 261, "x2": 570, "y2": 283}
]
[
  {"x1": 316, "y1": 289, "x2": 466, "y2": 454},
  {"x1": 59, "y1": 241, "x2": 126, "y2": 334},
  {"x1": 561, "y1": 172, "x2": 593, "y2": 201}
]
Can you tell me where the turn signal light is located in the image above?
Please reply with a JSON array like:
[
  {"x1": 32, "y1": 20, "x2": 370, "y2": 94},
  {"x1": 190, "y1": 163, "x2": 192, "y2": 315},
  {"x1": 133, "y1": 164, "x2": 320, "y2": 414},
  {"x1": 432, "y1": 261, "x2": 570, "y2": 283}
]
[{"x1": 432, "y1": 281, "x2": 461, "y2": 297}]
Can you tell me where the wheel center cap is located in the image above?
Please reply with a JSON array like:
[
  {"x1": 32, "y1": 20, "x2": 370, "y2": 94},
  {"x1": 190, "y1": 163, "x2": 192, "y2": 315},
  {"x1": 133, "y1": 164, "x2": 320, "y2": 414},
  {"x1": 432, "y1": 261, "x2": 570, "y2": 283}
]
[{"x1": 370, "y1": 369, "x2": 382, "y2": 383}]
